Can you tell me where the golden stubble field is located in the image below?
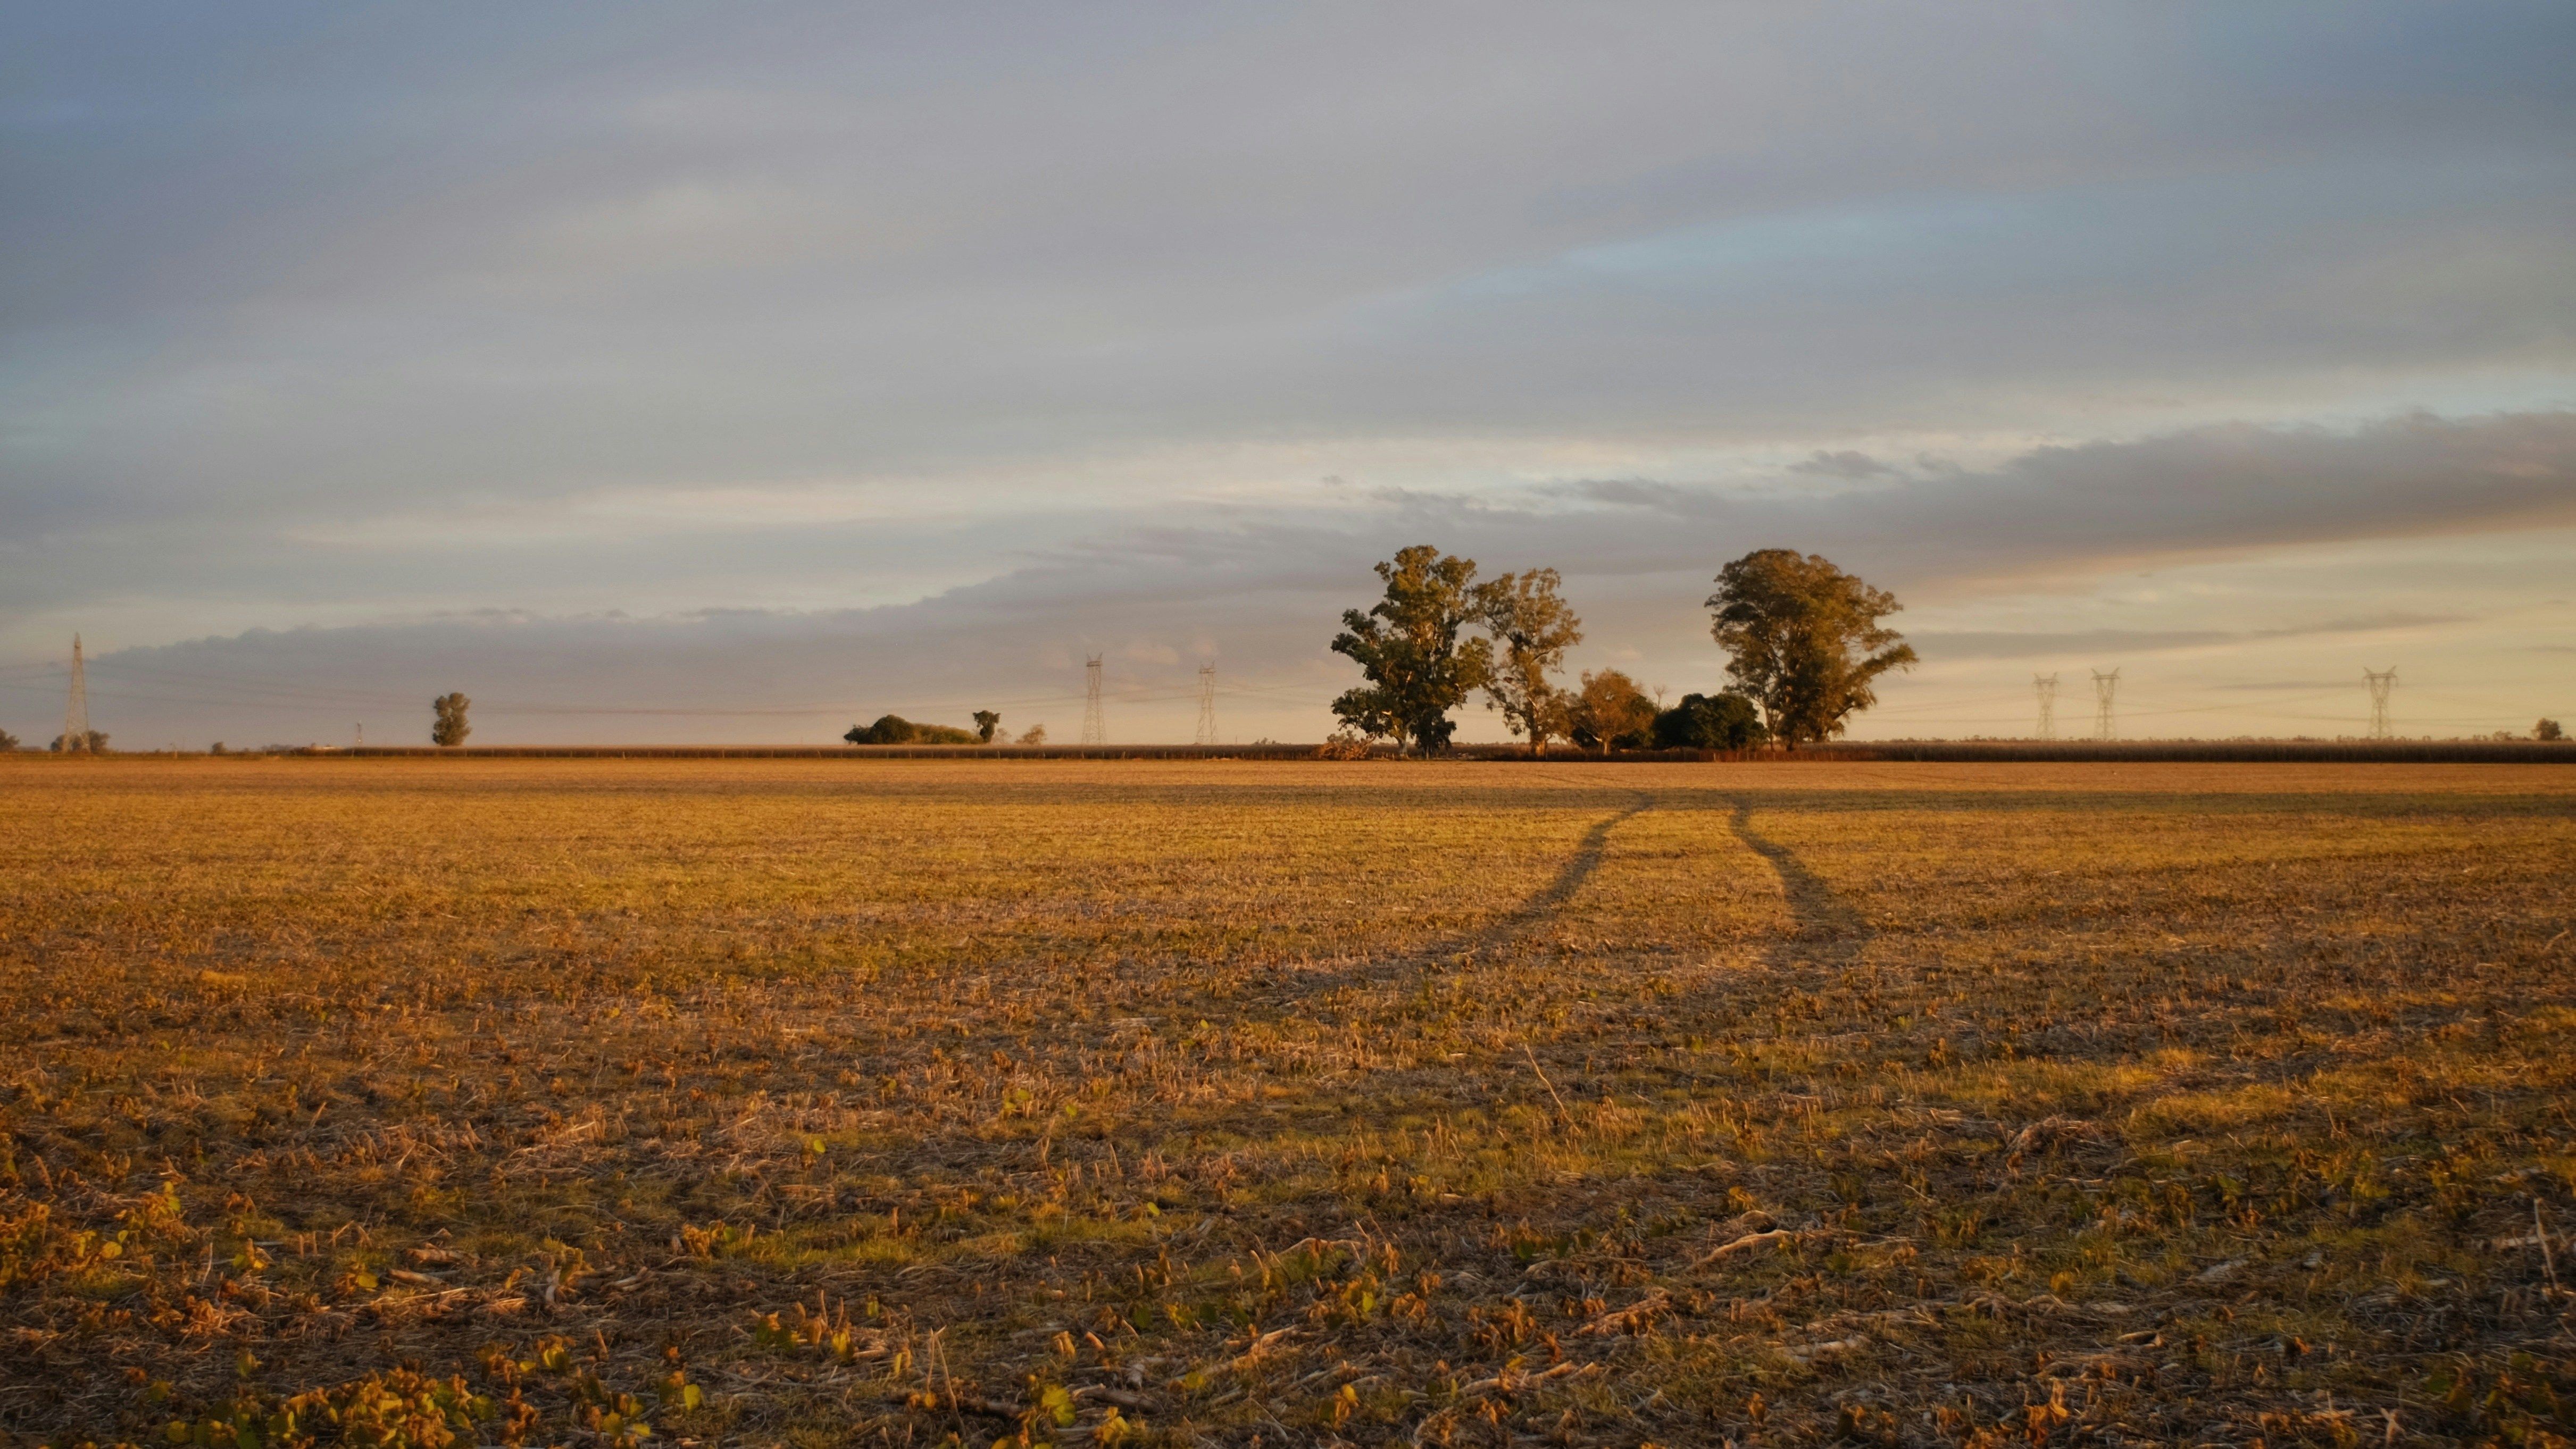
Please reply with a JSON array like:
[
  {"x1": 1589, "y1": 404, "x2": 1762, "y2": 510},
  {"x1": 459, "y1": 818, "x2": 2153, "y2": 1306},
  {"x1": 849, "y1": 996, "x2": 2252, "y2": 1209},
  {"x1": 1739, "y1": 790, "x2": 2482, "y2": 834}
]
[{"x1": 2, "y1": 758, "x2": 2572, "y2": 1448}]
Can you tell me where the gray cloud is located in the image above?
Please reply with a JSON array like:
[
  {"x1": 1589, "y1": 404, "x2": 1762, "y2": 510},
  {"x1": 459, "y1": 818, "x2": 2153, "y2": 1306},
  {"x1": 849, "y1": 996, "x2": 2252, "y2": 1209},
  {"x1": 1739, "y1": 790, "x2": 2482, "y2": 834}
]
[
  {"x1": 1790, "y1": 451, "x2": 1897, "y2": 480},
  {"x1": 5, "y1": 2, "x2": 2573, "y2": 543},
  {"x1": 1574, "y1": 411, "x2": 2576, "y2": 588},
  {"x1": 12, "y1": 410, "x2": 2566, "y2": 744}
]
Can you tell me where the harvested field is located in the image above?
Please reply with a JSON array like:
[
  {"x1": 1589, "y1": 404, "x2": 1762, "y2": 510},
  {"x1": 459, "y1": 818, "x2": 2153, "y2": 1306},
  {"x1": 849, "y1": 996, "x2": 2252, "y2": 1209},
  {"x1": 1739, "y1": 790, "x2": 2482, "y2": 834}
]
[{"x1": 2, "y1": 758, "x2": 2573, "y2": 1447}]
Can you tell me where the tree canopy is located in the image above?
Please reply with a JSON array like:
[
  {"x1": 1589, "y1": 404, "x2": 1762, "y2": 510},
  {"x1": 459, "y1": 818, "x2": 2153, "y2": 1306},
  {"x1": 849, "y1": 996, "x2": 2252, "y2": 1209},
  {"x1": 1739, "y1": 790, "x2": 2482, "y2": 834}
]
[
  {"x1": 1321, "y1": 544, "x2": 1913, "y2": 755},
  {"x1": 430, "y1": 693, "x2": 470, "y2": 748},
  {"x1": 1475, "y1": 568, "x2": 1582, "y2": 756},
  {"x1": 1705, "y1": 549, "x2": 1915, "y2": 746},
  {"x1": 972, "y1": 710, "x2": 1002, "y2": 744},
  {"x1": 1329, "y1": 545, "x2": 1492, "y2": 753},
  {"x1": 1568, "y1": 669, "x2": 1657, "y2": 752},
  {"x1": 1653, "y1": 691, "x2": 1767, "y2": 750}
]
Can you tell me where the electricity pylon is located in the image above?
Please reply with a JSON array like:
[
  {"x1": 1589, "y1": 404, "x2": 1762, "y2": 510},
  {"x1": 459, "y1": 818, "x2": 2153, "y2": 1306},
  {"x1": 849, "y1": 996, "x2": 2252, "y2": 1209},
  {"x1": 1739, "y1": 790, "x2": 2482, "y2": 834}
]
[
  {"x1": 1194, "y1": 665, "x2": 1218, "y2": 745},
  {"x1": 62, "y1": 634, "x2": 90, "y2": 752},
  {"x1": 1080, "y1": 656, "x2": 1106, "y2": 744},
  {"x1": 2090, "y1": 668, "x2": 2120, "y2": 742},
  {"x1": 2033, "y1": 673, "x2": 2058, "y2": 741},
  {"x1": 2364, "y1": 667, "x2": 2396, "y2": 740}
]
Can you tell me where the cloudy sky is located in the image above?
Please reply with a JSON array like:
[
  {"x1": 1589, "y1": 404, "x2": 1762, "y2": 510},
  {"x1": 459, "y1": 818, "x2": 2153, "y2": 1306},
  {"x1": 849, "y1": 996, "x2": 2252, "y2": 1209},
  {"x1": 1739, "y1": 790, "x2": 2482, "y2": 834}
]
[{"x1": 5, "y1": 2, "x2": 2572, "y2": 746}]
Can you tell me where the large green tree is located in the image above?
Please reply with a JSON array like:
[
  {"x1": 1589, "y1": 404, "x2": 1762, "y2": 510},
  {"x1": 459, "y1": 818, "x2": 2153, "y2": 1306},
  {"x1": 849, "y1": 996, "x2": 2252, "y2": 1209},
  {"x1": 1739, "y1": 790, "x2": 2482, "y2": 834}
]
[
  {"x1": 1474, "y1": 567, "x2": 1582, "y2": 756},
  {"x1": 1330, "y1": 546, "x2": 1491, "y2": 753},
  {"x1": 1705, "y1": 549, "x2": 1916, "y2": 747}
]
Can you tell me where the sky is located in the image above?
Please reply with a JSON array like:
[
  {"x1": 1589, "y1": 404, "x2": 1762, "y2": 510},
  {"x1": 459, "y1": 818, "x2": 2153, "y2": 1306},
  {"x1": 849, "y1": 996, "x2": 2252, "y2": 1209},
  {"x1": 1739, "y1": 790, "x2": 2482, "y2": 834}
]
[{"x1": 4, "y1": 2, "x2": 2572, "y2": 747}]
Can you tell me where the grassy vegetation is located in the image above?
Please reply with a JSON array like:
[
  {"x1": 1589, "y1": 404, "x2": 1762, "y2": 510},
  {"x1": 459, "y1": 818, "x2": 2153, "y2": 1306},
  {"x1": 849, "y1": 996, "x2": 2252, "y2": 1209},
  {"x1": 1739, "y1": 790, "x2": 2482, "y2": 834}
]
[{"x1": 2, "y1": 758, "x2": 2572, "y2": 1448}]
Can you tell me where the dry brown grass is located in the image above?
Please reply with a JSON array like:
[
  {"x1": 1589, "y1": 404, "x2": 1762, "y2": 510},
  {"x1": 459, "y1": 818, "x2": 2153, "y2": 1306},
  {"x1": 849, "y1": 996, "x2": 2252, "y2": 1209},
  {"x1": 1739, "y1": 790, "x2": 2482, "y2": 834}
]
[{"x1": 2, "y1": 758, "x2": 2572, "y2": 1448}]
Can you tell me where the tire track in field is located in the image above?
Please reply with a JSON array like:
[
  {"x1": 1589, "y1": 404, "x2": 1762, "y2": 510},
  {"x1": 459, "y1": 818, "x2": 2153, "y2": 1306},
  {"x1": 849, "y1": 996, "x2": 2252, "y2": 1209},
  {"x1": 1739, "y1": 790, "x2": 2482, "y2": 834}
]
[{"x1": 1727, "y1": 797, "x2": 1873, "y2": 963}]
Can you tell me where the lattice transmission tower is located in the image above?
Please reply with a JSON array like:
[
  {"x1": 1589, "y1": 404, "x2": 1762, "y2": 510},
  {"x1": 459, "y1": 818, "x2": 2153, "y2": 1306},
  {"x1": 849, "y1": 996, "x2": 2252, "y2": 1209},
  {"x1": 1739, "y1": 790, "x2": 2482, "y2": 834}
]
[
  {"x1": 1193, "y1": 665, "x2": 1218, "y2": 746},
  {"x1": 62, "y1": 634, "x2": 91, "y2": 752},
  {"x1": 2033, "y1": 673, "x2": 2058, "y2": 741},
  {"x1": 2363, "y1": 667, "x2": 2396, "y2": 740},
  {"x1": 2090, "y1": 667, "x2": 2120, "y2": 742},
  {"x1": 1080, "y1": 655, "x2": 1106, "y2": 744}
]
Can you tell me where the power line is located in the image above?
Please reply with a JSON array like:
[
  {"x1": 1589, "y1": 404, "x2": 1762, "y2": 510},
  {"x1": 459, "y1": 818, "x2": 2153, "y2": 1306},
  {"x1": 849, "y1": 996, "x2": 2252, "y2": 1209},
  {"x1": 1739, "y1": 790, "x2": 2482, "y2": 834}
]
[
  {"x1": 62, "y1": 635, "x2": 90, "y2": 751},
  {"x1": 2364, "y1": 667, "x2": 2397, "y2": 740},
  {"x1": 1861, "y1": 689, "x2": 2050, "y2": 716},
  {"x1": 1080, "y1": 655, "x2": 1106, "y2": 745},
  {"x1": 2090, "y1": 667, "x2": 2120, "y2": 741},
  {"x1": 8, "y1": 646, "x2": 2523, "y2": 744},
  {"x1": 0, "y1": 671, "x2": 1315, "y2": 721}
]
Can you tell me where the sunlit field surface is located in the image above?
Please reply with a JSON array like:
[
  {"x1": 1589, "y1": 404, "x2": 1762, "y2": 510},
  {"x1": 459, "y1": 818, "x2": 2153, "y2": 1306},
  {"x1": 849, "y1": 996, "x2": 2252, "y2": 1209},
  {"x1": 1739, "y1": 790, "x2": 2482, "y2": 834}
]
[{"x1": 3, "y1": 759, "x2": 2572, "y2": 1448}]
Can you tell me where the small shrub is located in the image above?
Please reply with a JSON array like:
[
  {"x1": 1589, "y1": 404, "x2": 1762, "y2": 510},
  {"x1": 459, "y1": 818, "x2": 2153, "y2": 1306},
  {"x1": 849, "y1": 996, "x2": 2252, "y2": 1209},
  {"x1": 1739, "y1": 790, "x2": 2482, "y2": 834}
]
[
  {"x1": 844, "y1": 715, "x2": 979, "y2": 745},
  {"x1": 1315, "y1": 727, "x2": 1373, "y2": 760}
]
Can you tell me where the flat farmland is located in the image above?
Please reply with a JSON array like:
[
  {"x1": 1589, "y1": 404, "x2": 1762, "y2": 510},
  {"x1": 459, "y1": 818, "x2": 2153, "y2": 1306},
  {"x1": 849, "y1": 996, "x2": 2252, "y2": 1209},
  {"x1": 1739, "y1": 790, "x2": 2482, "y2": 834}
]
[{"x1": 2, "y1": 759, "x2": 2572, "y2": 1448}]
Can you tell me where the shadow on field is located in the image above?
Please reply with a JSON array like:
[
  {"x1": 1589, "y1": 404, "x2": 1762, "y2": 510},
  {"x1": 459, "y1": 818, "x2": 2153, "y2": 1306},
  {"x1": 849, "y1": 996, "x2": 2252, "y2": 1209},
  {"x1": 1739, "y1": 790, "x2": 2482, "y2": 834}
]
[
  {"x1": 1729, "y1": 798, "x2": 1872, "y2": 960},
  {"x1": 1466, "y1": 795, "x2": 1657, "y2": 951},
  {"x1": 1277, "y1": 790, "x2": 1661, "y2": 990}
]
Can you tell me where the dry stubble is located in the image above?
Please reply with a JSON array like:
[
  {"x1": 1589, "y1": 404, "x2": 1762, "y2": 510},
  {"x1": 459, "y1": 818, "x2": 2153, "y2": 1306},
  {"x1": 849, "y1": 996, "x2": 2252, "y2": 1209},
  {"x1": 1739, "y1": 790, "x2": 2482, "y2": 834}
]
[{"x1": 2, "y1": 758, "x2": 2572, "y2": 1447}]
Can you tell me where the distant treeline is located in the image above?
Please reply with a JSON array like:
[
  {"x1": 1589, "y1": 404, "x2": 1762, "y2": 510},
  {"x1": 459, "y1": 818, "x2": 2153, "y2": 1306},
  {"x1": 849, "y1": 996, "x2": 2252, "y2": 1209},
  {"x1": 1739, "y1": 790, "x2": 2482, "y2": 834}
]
[
  {"x1": 844, "y1": 714, "x2": 982, "y2": 746},
  {"x1": 844, "y1": 710, "x2": 1025, "y2": 746},
  {"x1": 199, "y1": 739, "x2": 2576, "y2": 763}
]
